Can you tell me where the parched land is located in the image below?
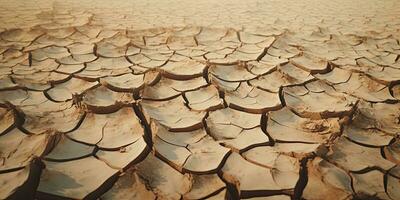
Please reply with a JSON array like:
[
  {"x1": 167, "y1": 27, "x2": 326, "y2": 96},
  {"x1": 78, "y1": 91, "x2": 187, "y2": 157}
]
[{"x1": 0, "y1": 0, "x2": 400, "y2": 199}]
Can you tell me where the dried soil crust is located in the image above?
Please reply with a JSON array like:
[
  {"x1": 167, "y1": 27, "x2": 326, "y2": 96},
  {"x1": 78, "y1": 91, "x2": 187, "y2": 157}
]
[{"x1": 0, "y1": 3, "x2": 400, "y2": 200}]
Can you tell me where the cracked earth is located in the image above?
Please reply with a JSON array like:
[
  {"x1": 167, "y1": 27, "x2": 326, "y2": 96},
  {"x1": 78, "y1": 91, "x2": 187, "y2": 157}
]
[{"x1": 1, "y1": 0, "x2": 400, "y2": 199}]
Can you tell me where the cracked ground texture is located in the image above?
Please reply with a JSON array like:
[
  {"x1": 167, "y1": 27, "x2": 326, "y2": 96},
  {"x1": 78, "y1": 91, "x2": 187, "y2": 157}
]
[{"x1": 0, "y1": 0, "x2": 400, "y2": 199}]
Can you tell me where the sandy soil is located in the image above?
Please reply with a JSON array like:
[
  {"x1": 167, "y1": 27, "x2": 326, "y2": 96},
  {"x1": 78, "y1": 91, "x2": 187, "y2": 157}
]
[{"x1": 0, "y1": 0, "x2": 400, "y2": 199}]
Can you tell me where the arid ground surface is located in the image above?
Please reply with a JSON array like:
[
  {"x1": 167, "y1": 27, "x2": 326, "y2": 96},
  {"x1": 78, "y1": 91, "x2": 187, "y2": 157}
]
[{"x1": 1, "y1": 0, "x2": 400, "y2": 199}]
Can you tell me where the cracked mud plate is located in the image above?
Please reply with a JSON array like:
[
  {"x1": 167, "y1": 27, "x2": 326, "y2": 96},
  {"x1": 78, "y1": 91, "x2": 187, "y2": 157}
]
[{"x1": 0, "y1": 0, "x2": 400, "y2": 200}]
